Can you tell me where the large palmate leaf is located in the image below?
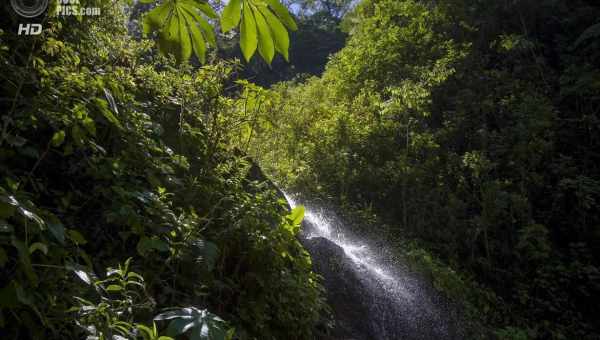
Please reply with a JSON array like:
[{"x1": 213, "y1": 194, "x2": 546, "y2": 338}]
[
  {"x1": 154, "y1": 307, "x2": 233, "y2": 340},
  {"x1": 222, "y1": 0, "x2": 297, "y2": 63},
  {"x1": 142, "y1": 0, "x2": 296, "y2": 64},
  {"x1": 142, "y1": 0, "x2": 217, "y2": 63}
]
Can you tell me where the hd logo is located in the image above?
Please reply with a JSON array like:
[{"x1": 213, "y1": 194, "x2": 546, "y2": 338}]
[
  {"x1": 18, "y1": 23, "x2": 43, "y2": 36},
  {"x1": 10, "y1": 0, "x2": 48, "y2": 35}
]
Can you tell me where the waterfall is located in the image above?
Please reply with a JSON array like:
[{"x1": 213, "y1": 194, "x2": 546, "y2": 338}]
[
  {"x1": 285, "y1": 192, "x2": 412, "y2": 299},
  {"x1": 283, "y1": 192, "x2": 461, "y2": 340}
]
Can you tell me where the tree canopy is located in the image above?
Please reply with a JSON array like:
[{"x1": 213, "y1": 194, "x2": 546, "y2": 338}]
[{"x1": 243, "y1": 0, "x2": 600, "y2": 338}]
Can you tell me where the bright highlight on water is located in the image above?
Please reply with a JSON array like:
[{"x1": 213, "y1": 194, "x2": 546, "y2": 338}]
[{"x1": 285, "y1": 192, "x2": 409, "y2": 297}]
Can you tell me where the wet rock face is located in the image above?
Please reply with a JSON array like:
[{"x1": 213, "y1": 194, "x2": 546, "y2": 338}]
[
  {"x1": 287, "y1": 195, "x2": 465, "y2": 340},
  {"x1": 301, "y1": 234, "x2": 463, "y2": 340},
  {"x1": 302, "y1": 236, "x2": 377, "y2": 340}
]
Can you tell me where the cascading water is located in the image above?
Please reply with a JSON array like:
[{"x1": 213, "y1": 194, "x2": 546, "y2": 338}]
[{"x1": 284, "y1": 192, "x2": 461, "y2": 340}]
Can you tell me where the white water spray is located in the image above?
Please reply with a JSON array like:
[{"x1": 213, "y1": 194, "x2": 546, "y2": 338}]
[
  {"x1": 284, "y1": 192, "x2": 413, "y2": 302},
  {"x1": 283, "y1": 192, "x2": 458, "y2": 340}
]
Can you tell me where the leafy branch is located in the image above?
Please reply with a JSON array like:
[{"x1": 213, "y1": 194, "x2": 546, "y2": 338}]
[{"x1": 141, "y1": 0, "x2": 297, "y2": 64}]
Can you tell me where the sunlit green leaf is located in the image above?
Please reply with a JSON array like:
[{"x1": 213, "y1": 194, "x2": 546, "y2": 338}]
[
  {"x1": 181, "y1": 3, "x2": 216, "y2": 46},
  {"x1": 177, "y1": 8, "x2": 193, "y2": 61},
  {"x1": 240, "y1": 1, "x2": 258, "y2": 62},
  {"x1": 143, "y1": 0, "x2": 217, "y2": 63},
  {"x1": 287, "y1": 205, "x2": 305, "y2": 225},
  {"x1": 258, "y1": 4, "x2": 289, "y2": 61},
  {"x1": 106, "y1": 284, "x2": 124, "y2": 292},
  {"x1": 221, "y1": 0, "x2": 242, "y2": 32},
  {"x1": 253, "y1": 4, "x2": 275, "y2": 64},
  {"x1": 264, "y1": 0, "x2": 297, "y2": 31},
  {"x1": 51, "y1": 130, "x2": 66, "y2": 147},
  {"x1": 194, "y1": 1, "x2": 217, "y2": 19},
  {"x1": 142, "y1": 2, "x2": 172, "y2": 36},
  {"x1": 94, "y1": 98, "x2": 122, "y2": 129}
]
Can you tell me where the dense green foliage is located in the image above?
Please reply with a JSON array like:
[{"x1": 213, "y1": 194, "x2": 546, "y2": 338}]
[
  {"x1": 0, "y1": 1, "x2": 326, "y2": 339},
  {"x1": 245, "y1": 0, "x2": 600, "y2": 338}
]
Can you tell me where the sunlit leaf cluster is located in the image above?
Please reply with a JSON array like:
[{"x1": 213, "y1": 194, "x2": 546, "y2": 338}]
[{"x1": 142, "y1": 0, "x2": 297, "y2": 64}]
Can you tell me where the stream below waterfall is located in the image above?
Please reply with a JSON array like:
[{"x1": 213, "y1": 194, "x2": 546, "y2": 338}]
[{"x1": 284, "y1": 193, "x2": 463, "y2": 340}]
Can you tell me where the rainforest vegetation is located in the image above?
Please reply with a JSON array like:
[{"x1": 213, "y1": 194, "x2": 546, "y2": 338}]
[{"x1": 1, "y1": 0, "x2": 599, "y2": 339}]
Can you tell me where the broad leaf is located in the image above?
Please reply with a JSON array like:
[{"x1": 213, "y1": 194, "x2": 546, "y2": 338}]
[
  {"x1": 181, "y1": 3, "x2": 216, "y2": 46},
  {"x1": 240, "y1": 1, "x2": 258, "y2": 62},
  {"x1": 221, "y1": 0, "x2": 242, "y2": 32},
  {"x1": 264, "y1": 0, "x2": 297, "y2": 31},
  {"x1": 195, "y1": 1, "x2": 217, "y2": 18},
  {"x1": 143, "y1": 0, "x2": 216, "y2": 63},
  {"x1": 165, "y1": 318, "x2": 193, "y2": 337},
  {"x1": 258, "y1": 4, "x2": 290, "y2": 60},
  {"x1": 94, "y1": 98, "x2": 122, "y2": 129},
  {"x1": 183, "y1": 10, "x2": 208, "y2": 63},
  {"x1": 177, "y1": 7, "x2": 193, "y2": 61},
  {"x1": 67, "y1": 263, "x2": 98, "y2": 285},
  {"x1": 287, "y1": 206, "x2": 305, "y2": 225},
  {"x1": 253, "y1": 4, "x2": 275, "y2": 64},
  {"x1": 155, "y1": 308, "x2": 195, "y2": 321},
  {"x1": 142, "y1": 2, "x2": 172, "y2": 36},
  {"x1": 106, "y1": 284, "x2": 124, "y2": 292},
  {"x1": 51, "y1": 130, "x2": 66, "y2": 147},
  {"x1": 155, "y1": 308, "x2": 230, "y2": 340}
]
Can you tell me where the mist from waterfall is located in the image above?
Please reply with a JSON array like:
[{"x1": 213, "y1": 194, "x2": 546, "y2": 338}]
[
  {"x1": 283, "y1": 192, "x2": 460, "y2": 340},
  {"x1": 285, "y1": 192, "x2": 413, "y2": 300}
]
